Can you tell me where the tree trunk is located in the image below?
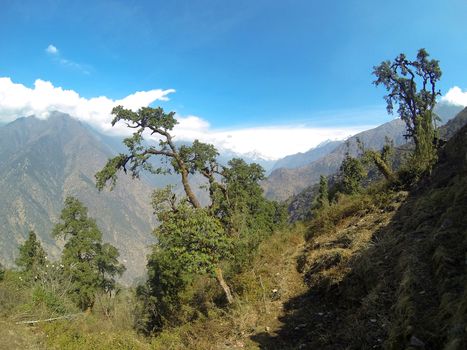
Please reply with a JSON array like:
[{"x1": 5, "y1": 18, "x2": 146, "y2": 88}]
[
  {"x1": 215, "y1": 266, "x2": 234, "y2": 304},
  {"x1": 167, "y1": 136, "x2": 202, "y2": 209},
  {"x1": 180, "y1": 168, "x2": 202, "y2": 209},
  {"x1": 372, "y1": 153, "x2": 396, "y2": 182}
]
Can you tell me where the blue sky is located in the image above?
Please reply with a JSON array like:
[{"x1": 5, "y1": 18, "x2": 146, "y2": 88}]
[{"x1": 1, "y1": 0, "x2": 467, "y2": 158}]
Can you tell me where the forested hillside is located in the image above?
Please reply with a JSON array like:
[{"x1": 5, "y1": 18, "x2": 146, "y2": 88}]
[
  {"x1": 0, "y1": 113, "x2": 155, "y2": 281},
  {"x1": 262, "y1": 119, "x2": 407, "y2": 201}
]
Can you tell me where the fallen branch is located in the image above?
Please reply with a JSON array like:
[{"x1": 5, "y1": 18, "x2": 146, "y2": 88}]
[{"x1": 15, "y1": 313, "x2": 82, "y2": 325}]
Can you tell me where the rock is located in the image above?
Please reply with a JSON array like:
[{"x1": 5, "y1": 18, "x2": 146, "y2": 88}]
[
  {"x1": 409, "y1": 335, "x2": 425, "y2": 348},
  {"x1": 294, "y1": 323, "x2": 307, "y2": 330}
]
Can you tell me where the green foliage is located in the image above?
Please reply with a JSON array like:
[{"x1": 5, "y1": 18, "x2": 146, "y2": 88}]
[
  {"x1": 339, "y1": 154, "x2": 366, "y2": 195},
  {"x1": 0, "y1": 263, "x2": 4, "y2": 281},
  {"x1": 213, "y1": 158, "x2": 287, "y2": 271},
  {"x1": 316, "y1": 175, "x2": 330, "y2": 209},
  {"x1": 138, "y1": 202, "x2": 231, "y2": 332},
  {"x1": 53, "y1": 197, "x2": 125, "y2": 310},
  {"x1": 358, "y1": 136, "x2": 396, "y2": 182},
  {"x1": 95, "y1": 105, "x2": 289, "y2": 333},
  {"x1": 16, "y1": 230, "x2": 47, "y2": 276},
  {"x1": 95, "y1": 106, "x2": 181, "y2": 192},
  {"x1": 31, "y1": 285, "x2": 70, "y2": 314},
  {"x1": 156, "y1": 203, "x2": 231, "y2": 276},
  {"x1": 373, "y1": 48, "x2": 442, "y2": 175},
  {"x1": 177, "y1": 140, "x2": 219, "y2": 175}
]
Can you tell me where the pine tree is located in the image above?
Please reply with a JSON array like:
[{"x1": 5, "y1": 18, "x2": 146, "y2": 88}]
[
  {"x1": 317, "y1": 175, "x2": 330, "y2": 209},
  {"x1": 339, "y1": 154, "x2": 366, "y2": 195},
  {"x1": 52, "y1": 197, "x2": 125, "y2": 310},
  {"x1": 16, "y1": 230, "x2": 47, "y2": 276}
]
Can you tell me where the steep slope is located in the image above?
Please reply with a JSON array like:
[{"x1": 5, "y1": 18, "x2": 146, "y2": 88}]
[
  {"x1": 253, "y1": 123, "x2": 467, "y2": 349},
  {"x1": 271, "y1": 140, "x2": 343, "y2": 172},
  {"x1": 286, "y1": 107, "x2": 467, "y2": 222},
  {"x1": 439, "y1": 107, "x2": 467, "y2": 140},
  {"x1": 434, "y1": 101, "x2": 464, "y2": 124},
  {"x1": 0, "y1": 113, "x2": 155, "y2": 282},
  {"x1": 263, "y1": 119, "x2": 407, "y2": 201}
]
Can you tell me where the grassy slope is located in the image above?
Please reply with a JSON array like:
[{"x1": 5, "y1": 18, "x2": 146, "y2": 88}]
[
  {"x1": 255, "y1": 125, "x2": 467, "y2": 349},
  {"x1": 0, "y1": 226, "x2": 307, "y2": 350},
  {"x1": 2, "y1": 125, "x2": 466, "y2": 349}
]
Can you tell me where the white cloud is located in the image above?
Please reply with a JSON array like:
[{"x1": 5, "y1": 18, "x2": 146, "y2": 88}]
[
  {"x1": 0, "y1": 77, "x2": 175, "y2": 135},
  {"x1": 46, "y1": 44, "x2": 58, "y2": 55},
  {"x1": 441, "y1": 86, "x2": 467, "y2": 107},
  {"x1": 45, "y1": 44, "x2": 90, "y2": 74},
  {"x1": 171, "y1": 121, "x2": 368, "y2": 159},
  {"x1": 0, "y1": 77, "x2": 371, "y2": 159}
]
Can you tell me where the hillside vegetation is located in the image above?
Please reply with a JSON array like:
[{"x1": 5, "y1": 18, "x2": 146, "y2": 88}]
[
  {"x1": 0, "y1": 113, "x2": 155, "y2": 282},
  {"x1": 1, "y1": 122, "x2": 465, "y2": 350},
  {"x1": 1, "y1": 50, "x2": 466, "y2": 350}
]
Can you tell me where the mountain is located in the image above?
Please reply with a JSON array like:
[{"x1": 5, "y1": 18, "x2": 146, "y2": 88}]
[
  {"x1": 434, "y1": 101, "x2": 465, "y2": 123},
  {"x1": 218, "y1": 149, "x2": 277, "y2": 175},
  {"x1": 0, "y1": 113, "x2": 156, "y2": 282},
  {"x1": 271, "y1": 140, "x2": 343, "y2": 172},
  {"x1": 262, "y1": 119, "x2": 407, "y2": 201},
  {"x1": 439, "y1": 106, "x2": 467, "y2": 140},
  {"x1": 284, "y1": 107, "x2": 467, "y2": 222}
]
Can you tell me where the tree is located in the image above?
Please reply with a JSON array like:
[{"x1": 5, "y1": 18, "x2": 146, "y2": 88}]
[
  {"x1": 95, "y1": 106, "x2": 284, "y2": 307},
  {"x1": 339, "y1": 154, "x2": 366, "y2": 195},
  {"x1": 373, "y1": 49, "x2": 442, "y2": 173},
  {"x1": 16, "y1": 230, "x2": 47, "y2": 276},
  {"x1": 95, "y1": 106, "x2": 203, "y2": 208},
  {"x1": 211, "y1": 158, "x2": 285, "y2": 272},
  {"x1": 96, "y1": 243, "x2": 126, "y2": 295},
  {"x1": 136, "y1": 194, "x2": 234, "y2": 333},
  {"x1": 0, "y1": 262, "x2": 4, "y2": 281},
  {"x1": 52, "y1": 197, "x2": 125, "y2": 310},
  {"x1": 357, "y1": 137, "x2": 396, "y2": 182},
  {"x1": 213, "y1": 158, "x2": 268, "y2": 234},
  {"x1": 316, "y1": 175, "x2": 330, "y2": 209}
]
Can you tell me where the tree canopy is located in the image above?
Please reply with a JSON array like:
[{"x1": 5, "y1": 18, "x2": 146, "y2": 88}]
[
  {"x1": 339, "y1": 154, "x2": 366, "y2": 195},
  {"x1": 373, "y1": 48, "x2": 441, "y2": 142},
  {"x1": 96, "y1": 105, "x2": 286, "y2": 331},
  {"x1": 53, "y1": 197, "x2": 125, "y2": 309},
  {"x1": 373, "y1": 49, "x2": 442, "y2": 173},
  {"x1": 16, "y1": 230, "x2": 47, "y2": 275}
]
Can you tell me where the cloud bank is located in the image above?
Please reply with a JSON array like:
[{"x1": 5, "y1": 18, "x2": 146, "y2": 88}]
[
  {"x1": 8, "y1": 78, "x2": 464, "y2": 159},
  {"x1": 0, "y1": 77, "x2": 175, "y2": 135},
  {"x1": 441, "y1": 86, "x2": 467, "y2": 107}
]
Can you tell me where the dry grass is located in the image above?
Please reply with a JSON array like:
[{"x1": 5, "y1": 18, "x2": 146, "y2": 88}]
[{"x1": 148, "y1": 224, "x2": 307, "y2": 350}]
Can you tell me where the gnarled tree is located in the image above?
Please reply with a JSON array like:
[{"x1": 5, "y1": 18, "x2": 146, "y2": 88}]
[
  {"x1": 96, "y1": 106, "x2": 285, "y2": 313},
  {"x1": 373, "y1": 48, "x2": 442, "y2": 173},
  {"x1": 95, "y1": 106, "x2": 236, "y2": 304},
  {"x1": 95, "y1": 106, "x2": 202, "y2": 209}
]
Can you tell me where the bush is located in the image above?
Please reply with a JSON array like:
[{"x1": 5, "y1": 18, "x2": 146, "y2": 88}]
[
  {"x1": 0, "y1": 263, "x2": 4, "y2": 281},
  {"x1": 307, "y1": 184, "x2": 397, "y2": 241}
]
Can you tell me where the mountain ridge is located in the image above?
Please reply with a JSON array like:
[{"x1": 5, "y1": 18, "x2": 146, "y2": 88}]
[
  {"x1": 0, "y1": 113, "x2": 156, "y2": 283},
  {"x1": 262, "y1": 118, "x2": 407, "y2": 201}
]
